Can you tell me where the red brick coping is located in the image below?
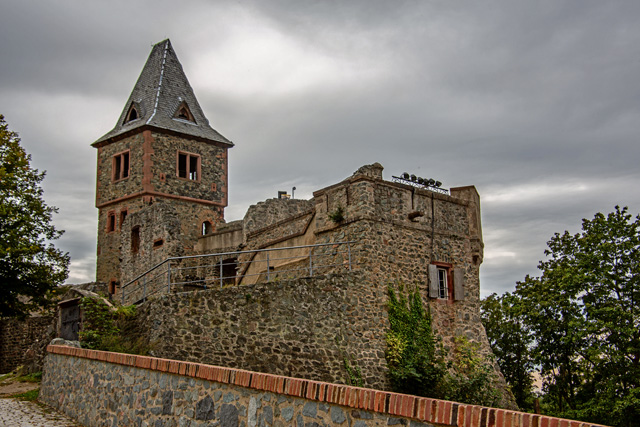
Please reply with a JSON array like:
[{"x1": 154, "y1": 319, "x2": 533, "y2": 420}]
[{"x1": 46, "y1": 345, "x2": 606, "y2": 427}]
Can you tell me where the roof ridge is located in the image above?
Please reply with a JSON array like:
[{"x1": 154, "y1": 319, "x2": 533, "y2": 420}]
[
  {"x1": 147, "y1": 40, "x2": 169, "y2": 125},
  {"x1": 93, "y1": 39, "x2": 233, "y2": 147}
]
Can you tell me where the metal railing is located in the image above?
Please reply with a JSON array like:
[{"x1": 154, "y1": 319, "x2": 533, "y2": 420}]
[{"x1": 120, "y1": 241, "x2": 357, "y2": 305}]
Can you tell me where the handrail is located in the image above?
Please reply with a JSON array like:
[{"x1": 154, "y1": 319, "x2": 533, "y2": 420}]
[{"x1": 120, "y1": 241, "x2": 357, "y2": 305}]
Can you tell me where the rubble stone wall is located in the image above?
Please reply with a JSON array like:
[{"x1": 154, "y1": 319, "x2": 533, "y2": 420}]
[
  {"x1": 0, "y1": 316, "x2": 54, "y2": 374},
  {"x1": 42, "y1": 345, "x2": 597, "y2": 427},
  {"x1": 311, "y1": 176, "x2": 485, "y2": 353},
  {"x1": 134, "y1": 271, "x2": 389, "y2": 390},
  {"x1": 95, "y1": 129, "x2": 228, "y2": 287},
  {"x1": 243, "y1": 198, "x2": 314, "y2": 237}
]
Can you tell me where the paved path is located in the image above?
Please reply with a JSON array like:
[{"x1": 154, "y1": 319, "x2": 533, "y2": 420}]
[{"x1": 0, "y1": 398, "x2": 81, "y2": 427}]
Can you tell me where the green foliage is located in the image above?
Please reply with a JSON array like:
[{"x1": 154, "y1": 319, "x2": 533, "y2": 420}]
[
  {"x1": 481, "y1": 292, "x2": 536, "y2": 410},
  {"x1": 483, "y1": 206, "x2": 640, "y2": 426},
  {"x1": 439, "y1": 337, "x2": 501, "y2": 407},
  {"x1": 386, "y1": 283, "x2": 446, "y2": 396},
  {"x1": 13, "y1": 388, "x2": 39, "y2": 401},
  {"x1": 343, "y1": 357, "x2": 364, "y2": 387},
  {"x1": 386, "y1": 283, "x2": 499, "y2": 406},
  {"x1": 0, "y1": 115, "x2": 69, "y2": 318},
  {"x1": 328, "y1": 206, "x2": 345, "y2": 223},
  {"x1": 16, "y1": 371, "x2": 42, "y2": 383},
  {"x1": 79, "y1": 297, "x2": 151, "y2": 355}
]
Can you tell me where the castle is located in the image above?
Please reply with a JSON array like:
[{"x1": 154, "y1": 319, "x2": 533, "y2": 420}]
[{"x1": 90, "y1": 40, "x2": 509, "y2": 403}]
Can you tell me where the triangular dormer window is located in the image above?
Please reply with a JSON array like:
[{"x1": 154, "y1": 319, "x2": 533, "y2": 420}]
[
  {"x1": 173, "y1": 101, "x2": 196, "y2": 123},
  {"x1": 124, "y1": 102, "x2": 141, "y2": 124}
]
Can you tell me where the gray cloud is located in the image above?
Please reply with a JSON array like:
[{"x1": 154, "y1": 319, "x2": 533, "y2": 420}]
[{"x1": 1, "y1": 0, "x2": 639, "y2": 295}]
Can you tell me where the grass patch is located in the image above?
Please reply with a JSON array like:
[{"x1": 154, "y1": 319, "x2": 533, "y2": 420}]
[
  {"x1": 16, "y1": 372, "x2": 42, "y2": 383},
  {"x1": 12, "y1": 388, "x2": 40, "y2": 401}
]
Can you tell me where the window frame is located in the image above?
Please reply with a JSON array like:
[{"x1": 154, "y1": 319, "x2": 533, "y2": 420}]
[
  {"x1": 106, "y1": 211, "x2": 116, "y2": 233},
  {"x1": 202, "y1": 220, "x2": 213, "y2": 236},
  {"x1": 428, "y1": 262, "x2": 465, "y2": 301},
  {"x1": 112, "y1": 150, "x2": 130, "y2": 182},
  {"x1": 176, "y1": 150, "x2": 201, "y2": 182},
  {"x1": 437, "y1": 267, "x2": 450, "y2": 299},
  {"x1": 119, "y1": 208, "x2": 128, "y2": 231}
]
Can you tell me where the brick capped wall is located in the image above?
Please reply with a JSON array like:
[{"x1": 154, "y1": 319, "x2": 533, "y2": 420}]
[{"x1": 41, "y1": 345, "x2": 608, "y2": 427}]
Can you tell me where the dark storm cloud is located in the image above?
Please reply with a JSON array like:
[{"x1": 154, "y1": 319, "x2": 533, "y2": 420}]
[{"x1": 1, "y1": 0, "x2": 639, "y2": 290}]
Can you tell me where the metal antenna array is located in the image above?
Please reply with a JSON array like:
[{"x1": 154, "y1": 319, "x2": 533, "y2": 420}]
[{"x1": 391, "y1": 172, "x2": 448, "y2": 194}]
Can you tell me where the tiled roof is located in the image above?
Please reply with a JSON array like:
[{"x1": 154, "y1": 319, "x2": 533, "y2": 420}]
[{"x1": 93, "y1": 39, "x2": 233, "y2": 147}]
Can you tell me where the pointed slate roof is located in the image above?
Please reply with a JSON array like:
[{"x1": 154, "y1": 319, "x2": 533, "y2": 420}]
[{"x1": 93, "y1": 39, "x2": 233, "y2": 147}]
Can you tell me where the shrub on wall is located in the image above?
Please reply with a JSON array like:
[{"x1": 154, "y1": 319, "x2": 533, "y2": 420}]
[
  {"x1": 386, "y1": 283, "x2": 446, "y2": 396},
  {"x1": 386, "y1": 284, "x2": 499, "y2": 407},
  {"x1": 79, "y1": 297, "x2": 151, "y2": 355}
]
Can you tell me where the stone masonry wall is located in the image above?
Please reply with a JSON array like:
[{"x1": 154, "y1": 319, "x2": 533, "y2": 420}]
[
  {"x1": 41, "y1": 345, "x2": 603, "y2": 427},
  {"x1": 312, "y1": 176, "x2": 485, "y2": 352},
  {"x1": 243, "y1": 198, "x2": 314, "y2": 237},
  {"x1": 96, "y1": 197, "x2": 147, "y2": 287},
  {"x1": 166, "y1": 165, "x2": 512, "y2": 406},
  {"x1": 96, "y1": 129, "x2": 228, "y2": 287},
  {"x1": 0, "y1": 316, "x2": 54, "y2": 373},
  {"x1": 134, "y1": 271, "x2": 390, "y2": 390},
  {"x1": 308, "y1": 172, "x2": 513, "y2": 405}
]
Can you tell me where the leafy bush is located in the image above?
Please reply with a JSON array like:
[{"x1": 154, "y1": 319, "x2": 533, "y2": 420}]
[
  {"x1": 439, "y1": 337, "x2": 500, "y2": 406},
  {"x1": 328, "y1": 206, "x2": 345, "y2": 223},
  {"x1": 386, "y1": 283, "x2": 446, "y2": 396},
  {"x1": 386, "y1": 283, "x2": 498, "y2": 406},
  {"x1": 79, "y1": 297, "x2": 151, "y2": 355}
]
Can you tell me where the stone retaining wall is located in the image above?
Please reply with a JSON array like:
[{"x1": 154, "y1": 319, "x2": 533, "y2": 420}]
[
  {"x1": 133, "y1": 271, "x2": 389, "y2": 390},
  {"x1": 41, "y1": 345, "x2": 606, "y2": 427}
]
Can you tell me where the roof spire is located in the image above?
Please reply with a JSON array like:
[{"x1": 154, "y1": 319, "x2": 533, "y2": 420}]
[{"x1": 94, "y1": 39, "x2": 233, "y2": 147}]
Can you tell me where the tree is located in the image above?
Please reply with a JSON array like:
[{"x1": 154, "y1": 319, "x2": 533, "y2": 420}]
[
  {"x1": 483, "y1": 206, "x2": 640, "y2": 426},
  {"x1": 0, "y1": 115, "x2": 69, "y2": 318},
  {"x1": 481, "y1": 292, "x2": 535, "y2": 410}
]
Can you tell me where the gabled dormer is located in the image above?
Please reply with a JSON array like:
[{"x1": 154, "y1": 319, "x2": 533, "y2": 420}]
[
  {"x1": 92, "y1": 39, "x2": 233, "y2": 148},
  {"x1": 173, "y1": 100, "x2": 195, "y2": 123},
  {"x1": 123, "y1": 101, "x2": 143, "y2": 125}
]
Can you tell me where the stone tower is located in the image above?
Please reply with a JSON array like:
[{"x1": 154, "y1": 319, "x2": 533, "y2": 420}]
[{"x1": 93, "y1": 39, "x2": 233, "y2": 294}]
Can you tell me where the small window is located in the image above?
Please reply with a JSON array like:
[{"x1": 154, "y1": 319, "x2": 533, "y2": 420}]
[
  {"x1": 108, "y1": 280, "x2": 118, "y2": 295},
  {"x1": 131, "y1": 226, "x2": 140, "y2": 253},
  {"x1": 177, "y1": 151, "x2": 200, "y2": 181},
  {"x1": 124, "y1": 103, "x2": 140, "y2": 124},
  {"x1": 119, "y1": 209, "x2": 128, "y2": 230},
  {"x1": 202, "y1": 221, "x2": 213, "y2": 236},
  {"x1": 153, "y1": 239, "x2": 164, "y2": 249},
  {"x1": 177, "y1": 107, "x2": 189, "y2": 120},
  {"x1": 437, "y1": 268, "x2": 448, "y2": 299},
  {"x1": 107, "y1": 212, "x2": 116, "y2": 233},
  {"x1": 428, "y1": 264, "x2": 465, "y2": 301},
  {"x1": 113, "y1": 151, "x2": 130, "y2": 181},
  {"x1": 173, "y1": 102, "x2": 195, "y2": 123}
]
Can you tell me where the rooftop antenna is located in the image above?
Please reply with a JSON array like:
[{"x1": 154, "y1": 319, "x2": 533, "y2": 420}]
[{"x1": 391, "y1": 172, "x2": 448, "y2": 194}]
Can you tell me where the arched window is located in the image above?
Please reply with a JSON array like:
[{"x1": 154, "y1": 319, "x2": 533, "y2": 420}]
[
  {"x1": 124, "y1": 102, "x2": 141, "y2": 124},
  {"x1": 202, "y1": 221, "x2": 213, "y2": 236}
]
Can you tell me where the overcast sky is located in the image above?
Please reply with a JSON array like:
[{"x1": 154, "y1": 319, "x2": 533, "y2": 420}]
[{"x1": 1, "y1": 0, "x2": 639, "y2": 296}]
